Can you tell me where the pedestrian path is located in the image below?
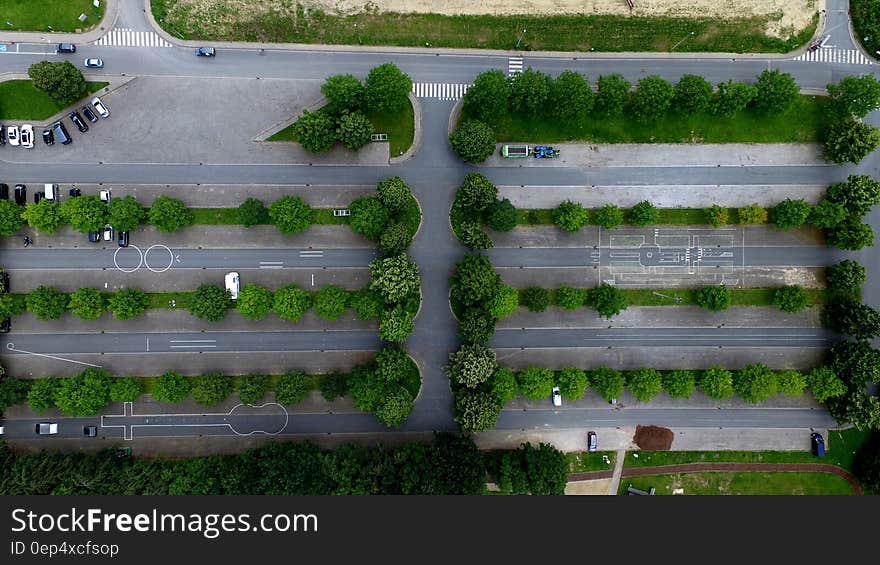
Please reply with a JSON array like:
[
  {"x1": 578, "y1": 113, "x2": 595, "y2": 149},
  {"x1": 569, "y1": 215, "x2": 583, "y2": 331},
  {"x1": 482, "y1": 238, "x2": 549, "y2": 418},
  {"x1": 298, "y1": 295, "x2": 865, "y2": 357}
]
[
  {"x1": 411, "y1": 82, "x2": 471, "y2": 101},
  {"x1": 94, "y1": 27, "x2": 173, "y2": 48},
  {"x1": 792, "y1": 48, "x2": 873, "y2": 64},
  {"x1": 508, "y1": 56, "x2": 524, "y2": 75}
]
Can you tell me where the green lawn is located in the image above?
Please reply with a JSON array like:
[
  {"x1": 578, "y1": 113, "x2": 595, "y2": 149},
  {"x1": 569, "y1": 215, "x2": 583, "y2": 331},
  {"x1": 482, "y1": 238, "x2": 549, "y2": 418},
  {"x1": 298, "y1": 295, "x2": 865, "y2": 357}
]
[
  {"x1": 0, "y1": 80, "x2": 108, "y2": 120},
  {"x1": 618, "y1": 471, "x2": 856, "y2": 495},
  {"x1": 152, "y1": 0, "x2": 816, "y2": 53},
  {"x1": 567, "y1": 451, "x2": 616, "y2": 473},
  {"x1": 474, "y1": 95, "x2": 829, "y2": 144},
  {"x1": 0, "y1": 0, "x2": 103, "y2": 32},
  {"x1": 189, "y1": 207, "x2": 350, "y2": 226},
  {"x1": 515, "y1": 207, "x2": 746, "y2": 227}
]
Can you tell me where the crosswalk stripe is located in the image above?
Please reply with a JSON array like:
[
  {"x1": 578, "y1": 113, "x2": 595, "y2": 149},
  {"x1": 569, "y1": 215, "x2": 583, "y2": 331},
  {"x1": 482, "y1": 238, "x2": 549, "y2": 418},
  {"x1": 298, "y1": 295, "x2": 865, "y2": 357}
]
[
  {"x1": 792, "y1": 48, "x2": 872, "y2": 64},
  {"x1": 94, "y1": 27, "x2": 172, "y2": 48},
  {"x1": 508, "y1": 56, "x2": 524, "y2": 76},
  {"x1": 411, "y1": 82, "x2": 472, "y2": 101}
]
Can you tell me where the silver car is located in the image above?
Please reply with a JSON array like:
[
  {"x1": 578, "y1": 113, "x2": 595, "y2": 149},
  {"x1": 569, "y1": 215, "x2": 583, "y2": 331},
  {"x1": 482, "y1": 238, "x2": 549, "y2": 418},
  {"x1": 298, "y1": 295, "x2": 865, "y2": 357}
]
[
  {"x1": 36, "y1": 422, "x2": 58, "y2": 435},
  {"x1": 91, "y1": 96, "x2": 110, "y2": 119},
  {"x1": 84, "y1": 58, "x2": 104, "y2": 68}
]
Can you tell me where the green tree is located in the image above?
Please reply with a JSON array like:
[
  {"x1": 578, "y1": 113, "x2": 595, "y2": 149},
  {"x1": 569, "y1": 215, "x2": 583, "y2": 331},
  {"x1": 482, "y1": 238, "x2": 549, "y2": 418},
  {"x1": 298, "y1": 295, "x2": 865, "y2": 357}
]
[
  {"x1": 518, "y1": 442, "x2": 569, "y2": 495},
  {"x1": 824, "y1": 118, "x2": 880, "y2": 164},
  {"x1": 590, "y1": 367, "x2": 625, "y2": 402},
  {"x1": 350, "y1": 288, "x2": 383, "y2": 320},
  {"x1": 108, "y1": 288, "x2": 149, "y2": 320},
  {"x1": 27, "y1": 377, "x2": 60, "y2": 413},
  {"x1": 321, "y1": 73, "x2": 364, "y2": 115},
  {"x1": 107, "y1": 196, "x2": 146, "y2": 232},
  {"x1": 700, "y1": 366, "x2": 734, "y2": 400},
  {"x1": 349, "y1": 196, "x2": 390, "y2": 241},
  {"x1": 595, "y1": 74, "x2": 631, "y2": 116},
  {"x1": 752, "y1": 69, "x2": 799, "y2": 114},
  {"x1": 773, "y1": 285, "x2": 809, "y2": 313},
  {"x1": 0, "y1": 199, "x2": 25, "y2": 236},
  {"x1": 0, "y1": 377, "x2": 29, "y2": 413},
  {"x1": 516, "y1": 367, "x2": 555, "y2": 400},
  {"x1": 555, "y1": 286, "x2": 586, "y2": 310},
  {"x1": 550, "y1": 70, "x2": 594, "y2": 120},
  {"x1": 491, "y1": 366, "x2": 518, "y2": 402},
  {"x1": 556, "y1": 367, "x2": 589, "y2": 400},
  {"x1": 369, "y1": 254, "x2": 420, "y2": 304},
  {"x1": 149, "y1": 196, "x2": 193, "y2": 233},
  {"x1": 450, "y1": 254, "x2": 499, "y2": 307},
  {"x1": 772, "y1": 198, "x2": 812, "y2": 230},
  {"x1": 26, "y1": 285, "x2": 68, "y2": 320},
  {"x1": 449, "y1": 120, "x2": 497, "y2": 164},
  {"x1": 236, "y1": 284, "x2": 273, "y2": 321},
  {"x1": 152, "y1": 372, "x2": 191, "y2": 404},
  {"x1": 696, "y1": 285, "x2": 731, "y2": 312},
  {"x1": 109, "y1": 377, "x2": 143, "y2": 402},
  {"x1": 594, "y1": 204, "x2": 624, "y2": 229},
  {"x1": 520, "y1": 286, "x2": 551, "y2": 312},
  {"x1": 627, "y1": 368, "x2": 663, "y2": 402},
  {"x1": 806, "y1": 367, "x2": 846, "y2": 403},
  {"x1": 826, "y1": 174, "x2": 880, "y2": 216},
  {"x1": 631, "y1": 75, "x2": 674, "y2": 122},
  {"x1": 739, "y1": 202, "x2": 768, "y2": 224},
  {"x1": 456, "y1": 221, "x2": 493, "y2": 250},
  {"x1": 808, "y1": 199, "x2": 847, "y2": 229},
  {"x1": 336, "y1": 111, "x2": 374, "y2": 151},
  {"x1": 826, "y1": 219, "x2": 874, "y2": 250},
  {"x1": 829, "y1": 390, "x2": 880, "y2": 431},
  {"x1": 456, "y1": 173, "x2": 498, "y2": 211},
  {"x1": 454, "y1": 389, "x2": 502, "y2": 433},
  {"x1": 275, "y1": 371, "x2": 313, "y2": 405},
  {"x1": 235, "y1": 374, "x2": 270, "y2": 404},
  {"x1": 27, "y1": 60, "x2": 86, "y2": 104},
  {"x1": 292, "y1": 109, "x2": 337, "y2": 153},
  {"x1": 487, "y1": 198, "x2": 517, "y2": 232},
  {"x1": 376, "y1": 176, "x2": 411, "y2": 212},
  {"x1": 374, "y1": 386, "x2": 415, "y2": 428},
  {"x1": 190, "y1": 373, "x2": 234, "y2": 406},
  {"x1": 236, "y1": 197, "x2": 268, "y2": 227},
  {"x1": 826, "y1": 74, "x2": 880, "y2": 119},
  {"x1": 553, "y1": 200, "x2": 589, "y2": 232},
  {"x1": 662, "y1": 369, "x2": 696, "y2": 399},
  {"x1": 313, "y1": 286, "x2": 349, "y2": 320},
  {"x1": 378, "y1": 220, "x2": 413, "y2": 255},
  {"x1": 508, "y1": 68, "x2": 551, "y2": 117},
  {"x1": 457, "y1": 307, "x2": 495, "y2": 344},
  {"x1": 378, "y1": 305, "x2": 415, "y2": 342},
  {"x1": 269, "y1": 196, "x2": 311, "y2": 235},
  {"x1": 189, "y1": 284, "x2": 231, "y2": 322},
  {"x1": 273, "y1": 284, "x2": 312, "y2": 322},
  {"x1": 67, "y1": 287, "x2": 106, "y2": 320},
  {"x1": 363, "y1": 63, "x2": 412, "y2": 112},
  {"x1": 627, "y1": 200, "x2": 659, "y2": 227},
  {"x1": 712, "y1": 80, "x2": 756, "y2": 116},
  {"x1": 446, "y1": 344, "x2": 497, "y2": 389},
  {"x1": 22, "y1": 200, "x2": 64, "y2": 233},
  {"x1": 463, "y1": 69, "x2": 511, "y2": 122},
  {"x1": 824, "y1": 300, "x2": 880, "y2": 340},
  {"x1": 734, "y1": 364, "x2": 777, "y2": 403},
  {"x1": 587, "y1": 283, "x2": 628, "y2": 319},
  {"x1": 826, "y1": 260, "x2": 866, "y2": 295},
  {"x1": 319, "y1": 372, "x2": 349, "y2": 401},
  {"x1": 673, "y1": 74, "x2": 713, "y2": 115},
  {"x1": 705, "y1": 204, "x2": 729, "y2": 228},
  {"x1": 776, "y1": 369, "x2": 806, "y2": 396},
  {"x1": 828, "y1": 340, "x2": 880, "y2": 387},
  {"x1": 486, "y1": 284, "x2": 519, "y2": 319},
  {"x1": 55, "y1": 368, "x2": 113, "y2": 416},
  {"x1": 853, "y1": 430, "x2": 880, "y2": 494},
  {"x1": 61, "y1": 195, "x2": 105, "y2": 233}
]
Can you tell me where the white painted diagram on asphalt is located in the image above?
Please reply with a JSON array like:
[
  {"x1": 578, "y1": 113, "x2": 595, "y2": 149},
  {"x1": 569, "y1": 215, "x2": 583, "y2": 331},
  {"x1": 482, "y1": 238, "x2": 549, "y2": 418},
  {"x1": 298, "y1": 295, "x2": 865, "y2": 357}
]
[
  {"x1": 5, "y1": 342, "x2": 103, "y2": 367},
  {"x1": 113, "y1": 244, "x2": 176, "y2": 273}
]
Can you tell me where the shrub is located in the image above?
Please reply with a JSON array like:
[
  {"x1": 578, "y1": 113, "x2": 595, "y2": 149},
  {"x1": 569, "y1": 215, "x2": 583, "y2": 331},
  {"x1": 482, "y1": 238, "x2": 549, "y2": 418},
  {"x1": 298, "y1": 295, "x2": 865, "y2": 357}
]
[
  {"x1": 67, "y1": 287, "x2": 106, "y2": 320},
  {"x1": 696, "y1": 285, "x2": 731, "y2": 312},
  {"x1": 593, "y1": 204, "x2": 624, "y2": 229},
  {"x1": 363, "y1": 63, "x2": 412, "y2": 112},
  {"x1": 556, "y1": 367, "x2": 588, "y2": 400},
  {"x1": 673, "y1": 74, "x2": 713, "y2": 115},
  {"x1": 269, "y1": 196, "x2": 311, "y2": 235},
  {"x1": 773, "y1": 285, "x2": 809, "y2": 313},
  {"x1": 712, "y1": 80, "x2": 756, "y2": 116},
  {"x1": 491, "y1": 366, "x2": 518, "y2": 402},
  {"x1": 487, "y1": 198, "x2": 517, "y2": 232},
  {"x1": 321, "y1": 73, "x2": 364, "y2": 115},
  {"x1": 319, "y1": 372, "x2": 349, "y2": 401},
  {"x1": 587, "y1": 284, "x2": 627, "y2": 319},
  {"x1": 739, "y1": 203, "x2": 768, "y2": 224},
  {"x1": 108, "y1": 288, "x2": 149, "y2": 320},
  {"x1": 236, "y1": 374, "x2": 271, "y2": 404},
  {"x1": 110, "y1": 378, "x2": 143, "y2": 402},
  {"x1": 237, "y1": 197, "x2": 268, "y2": 227},
  {"x1": 273, "y1": 284, "x2": 312, "y2": 322},
  {"x1": 275, "y1": 371, "x2": 313, "y2": 405},
  {"x1": 776, "y1": 370, "x2": 806, "y2": 397},
  {"x1": 705, "y1": 204, "x2": 728, "y2": 228},
  {"x1": 508, "y1": 68, "x2": 552, "y2": 117},
  {"x1": 27, "y1": 377, "x2": 60, "y2": 413},
  {"x1": 236, "y1": 284, "x2": 274, "y2": 321},
  {"x1": 631, "y1": 75, "x2": 674, "y2": 122},
  {"x1": 627, "y1": 200, "x2": 659, "y2": 227},
  {"x1": 350, "y1": 288, "x2": 383, "y2": 320},
  {"x1": 378, "y1": 221, "x2": 413, "y2": 255},
  {"x1": 595, "y1": 74, "x2": 631, "y2": 116},
  {"x1": 555, "y1": 286, "x2": 586, "y2": 310},
  {"x1": 772, "y1": 198, "x2": 812, "y2": 231},
  {"x1": 486, "y1": 285, "x2": 519, "y2": 319},
  {"x1": 463, "y1": 69, "x2": 510, "y2": 122},
  {"x1": 700, "y1": 367, "x2": 733, "y2": 400},
  {"x1": 314, "y1": 285, "x2": 349, "y2": 320},
  {"x1": 152, "y1": 372, "x2": 190, "y2": 404},
  {"x1": 336, "y1": 111, "x2": 374, "y2": 151},
  {"x1": 449, "y1": 120, "x2": 497, "y2": 164},
  {"x1": 149, "y1": 196, "x2": 193, "y2": 233},
  {"x1": 824, "y1": 118, "x2": 880, "y2": 164},
  {"x1": 553, "y1": 200, "x2": 589, "y2": 232},
  {"x1": 516, "y1": 367, "x2": 555, "y2": 400},
  {"x1": 349, "y1": 196, "x2": 390, "y2": 241},
  {"x1": 520, "y1": 287, "x2": 551, "y2": 312},
  {"x1": 662, "y1": 370, "x2": 696, "y2": 399},
  {"x1": 190, "y1": 373, "x2": 235, "y2": 406},
  {"x1": 189, "y1": 284, "x2": 231, "y2": 322},
  {"x1": 734, "y1": 364, "x2": 777, "y2": 403},
  {"x1": 26, "y1": 286, "x2": 68, "y2": 321},
  {"x1": 589, "y1": 367, "x2": 625, "y2": 402},
  {"x1": 627, "y1": 368, "x2": 663, "y2": 402},
  {"x1": 292, "y1": 109, "x2": 337, "y2": 153}
]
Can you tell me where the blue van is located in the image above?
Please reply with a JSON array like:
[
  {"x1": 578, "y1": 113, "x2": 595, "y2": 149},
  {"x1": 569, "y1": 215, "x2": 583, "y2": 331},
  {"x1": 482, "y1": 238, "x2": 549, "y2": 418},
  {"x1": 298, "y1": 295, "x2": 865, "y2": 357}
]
[
  {"x1": 811, "y1": 432, "x2": 826, "y2": 458},
  {"x1": 52, "y1": 121, "x2": 71, "y2": 145}
]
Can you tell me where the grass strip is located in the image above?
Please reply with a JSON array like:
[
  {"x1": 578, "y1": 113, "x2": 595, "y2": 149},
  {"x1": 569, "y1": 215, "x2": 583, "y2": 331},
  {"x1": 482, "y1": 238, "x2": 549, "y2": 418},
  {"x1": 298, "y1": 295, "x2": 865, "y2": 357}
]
[
  {"x1": 515, "y1": 207, "x2": 745, "y2": 226},
  {"x1": 0, "y1": 81, "x2": 109, "y2": 120},
  {"x1": 0, "y1": 0, "x2": 104, "y2": 32},
  {"x1": 618, "y1": 471, "x2": 855, "y2": 495}
]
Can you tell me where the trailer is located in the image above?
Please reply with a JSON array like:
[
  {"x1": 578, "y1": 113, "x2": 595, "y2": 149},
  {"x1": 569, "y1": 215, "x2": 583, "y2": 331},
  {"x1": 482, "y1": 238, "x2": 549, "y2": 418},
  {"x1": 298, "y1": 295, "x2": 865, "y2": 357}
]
[{"x1": 501, "y1": 144, "x2": 531, "y2": 158}]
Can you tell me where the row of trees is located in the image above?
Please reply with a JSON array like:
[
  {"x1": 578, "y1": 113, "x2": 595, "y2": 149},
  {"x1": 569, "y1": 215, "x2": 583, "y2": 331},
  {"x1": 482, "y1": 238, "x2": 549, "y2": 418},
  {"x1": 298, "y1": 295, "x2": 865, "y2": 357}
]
[
  {"x1": 291, "y1": 63, "x2": 412, "y2": 153},
  {"x1": 0, "y1": 286, "x2": 151, "y2": 322},
  {"x1": 348, "y1": 176, "x2": 422, "y2": 256}
]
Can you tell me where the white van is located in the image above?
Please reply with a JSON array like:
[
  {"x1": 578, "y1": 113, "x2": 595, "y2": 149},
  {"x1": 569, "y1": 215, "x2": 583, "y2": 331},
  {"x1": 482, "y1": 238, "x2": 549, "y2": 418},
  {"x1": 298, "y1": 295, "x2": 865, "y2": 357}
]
[
  {"x1": 225, "y1": 272, "x2": 240, "y2": 300},
  {"x1": 44, "y1": 183, "x2": 58, "y2": 201}
]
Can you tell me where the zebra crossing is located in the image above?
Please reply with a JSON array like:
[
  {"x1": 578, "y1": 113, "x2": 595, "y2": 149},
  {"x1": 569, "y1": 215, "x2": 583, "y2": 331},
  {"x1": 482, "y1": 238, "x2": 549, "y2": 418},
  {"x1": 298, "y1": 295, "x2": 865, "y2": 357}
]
[
  {"x1": 411, "y1": 82, "x2": 471, "y2": 101},
  {"x1": 508, "y1": 56, "x2": 524, "y2": 75},
  {"x1": 94, "y1": 28, "x2": 173, "y2": 48},
  {"x1": 792, "y1": 48, "x2": 873, "y2": 65}
]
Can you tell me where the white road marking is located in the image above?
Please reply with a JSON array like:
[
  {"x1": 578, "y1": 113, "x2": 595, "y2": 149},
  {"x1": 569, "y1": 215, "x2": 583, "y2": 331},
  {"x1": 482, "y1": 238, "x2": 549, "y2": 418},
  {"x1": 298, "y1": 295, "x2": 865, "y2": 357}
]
[
  {"x1": 299, "y1": 250, "x2": 324, "y2": 258},
  {"x1": 509, "y1": 56, "x2": 524, "y2": 75},
  {"x1": 792, "y1": 48, "x2": 873, "y2": 64},
  {"x1": 411, "y1": 82, "x2": 471, "y2": 101},
  {"x1": 4, "y1": 342, "x2": 102, "y2": 367},
  {"x1": 94, "y1": 28, "x2": 173, "y2": 48}
]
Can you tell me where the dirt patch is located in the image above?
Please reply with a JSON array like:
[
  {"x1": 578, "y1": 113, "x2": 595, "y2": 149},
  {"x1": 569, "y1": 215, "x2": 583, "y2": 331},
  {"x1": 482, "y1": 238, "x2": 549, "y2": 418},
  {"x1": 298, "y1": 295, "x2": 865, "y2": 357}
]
[{"x1": 633, "y1": 425, "x2": 674, "y2": 450}]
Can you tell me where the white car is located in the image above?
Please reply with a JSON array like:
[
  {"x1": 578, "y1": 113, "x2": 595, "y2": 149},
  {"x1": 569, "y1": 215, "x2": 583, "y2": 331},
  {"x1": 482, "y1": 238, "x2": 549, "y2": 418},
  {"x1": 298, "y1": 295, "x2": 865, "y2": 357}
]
[
  {"x1": 84, "y1": 58, "x2": 103, "y2": 68},
  {"x1": 7, "y1": 125, "x2": 19, "y2": 146},
  {"x1": 225, "y1": 272, "x2": 240, "y2": 300},
  {"x1": 36, "y1": 422, "x2": 58, "y2": 435},
  {"x1": 20, "y1": 124, "x2": 34, "y2": 148},
  {"x1": 99, "y1": 189, "x2": 111, "y2": 204},
  {"x1": 551, "y1": 386, "x2": 562, "y2": 407},
  {"x1": 91, "y1": 96, "x2": 109, "y2": 118},
  {"x1": 102, "y1": 224, "x2": 114, "y2": 241}
]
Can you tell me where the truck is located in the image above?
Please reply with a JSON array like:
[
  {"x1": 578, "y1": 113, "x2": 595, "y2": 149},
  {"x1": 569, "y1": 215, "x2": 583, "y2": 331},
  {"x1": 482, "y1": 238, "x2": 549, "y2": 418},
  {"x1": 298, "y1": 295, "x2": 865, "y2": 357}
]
[{"x1": 501, "y1": 144, "x2": 530, "y2": 158}]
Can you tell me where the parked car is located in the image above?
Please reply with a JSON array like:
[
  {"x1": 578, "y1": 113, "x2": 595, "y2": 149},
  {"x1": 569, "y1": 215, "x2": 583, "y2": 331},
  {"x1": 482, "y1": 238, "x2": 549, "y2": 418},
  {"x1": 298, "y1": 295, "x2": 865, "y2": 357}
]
[
  {"x1": 19, "y1": 124, "x2": 34, "y2": 148},
  {"x1": 225, "y1": 271, "x2": 240, "y2": 300},
  {"x1": 42, "y1": 128, "x2": 54, "y2": 145},
  {"x1": 587, "y1": 431, "x2": 598, "y2": 452},
  {"x1": 83, "y1": 58, "x2": 103, "y2": 68},
  {"x1": 36, "y1": 422, "x2": 58, "y2": 435},
  {"x1": 44, "y1": 184, "x2": 59, "y2": 201},
  {"x1": 88, "y1": 230, "x2": 100, "y2": 243},
  {"x1": 14, "y1": 184, "x2": 26, "y2": 205},
  {"x1": 81, "y1": 105, "x2": 98, "y2": 123},
  {"x1": 811, "y1": 432, "x2": 826, "y2": 458},
  {"x1": 0, "y1": 124, "x2": 6, "y2": 145},
  {"x1": 91, "y1": 97, "x2": 109, "y2": 119},
  {"x1": 0, "y1": 317, "x2": 10, "y2": 333},
  {"x1": 118, "y1": 230, "x2": 129, "y2": 248},
  {"x1": 102, "y1": 224, "x2": 114, "y2": 241},
  {"x1": 69, "y1": 187, "x2": 81, "y2": 198},
  {"x1": 195, "y1": 47, "x2": 216, "y2": 57},
  {"x1": 52, "y1": 120, "x2": 72, "y2": 145},
  {"x1": 99, "y1": 189, "x2": 111, "y2": 204},
  {"x1": 551, "y1": 386, "x2": 562, "y2": 407},
  {"x1": 56, "y1": 43, "x2": 76, "y2": 53},
  {"x1": 33, "y1": 191, "x2": 44, "y2": 203},
  {"x1": 7, "y1": 125, "x2": 19, "y2": 146},
  {"x1": 1, "y1": 270, "x2": 9, "y2": 292},
  {"x1": 83, "y1": 426, "x2": 98, "y2": 437},
  {"x1": 0, "y1": 183, "x2": 8, "y2": 200},
  {"x1": 69, "y1": 111, "x2": 89, "y2": 133}
]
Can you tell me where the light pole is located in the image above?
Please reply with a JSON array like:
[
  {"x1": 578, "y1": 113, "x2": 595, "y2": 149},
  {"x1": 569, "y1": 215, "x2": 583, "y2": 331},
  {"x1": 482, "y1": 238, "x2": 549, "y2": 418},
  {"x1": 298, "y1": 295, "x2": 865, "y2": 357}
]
[
  {"x1": 671, "y1": 30, "x2": 695, "y2": 51},
  {"x1": 515, "y1": 28, "x2": 527, "y2": 49}
]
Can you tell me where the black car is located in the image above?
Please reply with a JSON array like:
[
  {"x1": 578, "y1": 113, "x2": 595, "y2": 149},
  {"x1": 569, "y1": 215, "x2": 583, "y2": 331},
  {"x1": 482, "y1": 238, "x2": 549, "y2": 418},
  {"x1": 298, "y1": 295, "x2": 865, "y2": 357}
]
[
  {"x1": 69, "y1": 112, "x2": 89, "y2": 133},
  {"x1": 118, "y1": 230, "x2": 129, "y2": 248},
  {"x1": 0, "y1": 124, "x2": 5, "y2": 145},
  {"x1": 88, "y1": 230, "x2": 100, "y2": 243},
  {"x1": 81, "y1": 106, "x2": 98, "y2": 123},
  {"x1": 1, "y1": 271, "x2": 9, "y2": 292},
  {"x1": 42, "y1": 128, "x2": 54, "y2": 145},
  {"x1": 83, "y1": 426, "x2": 98, "y2": 437},
  {"x1": 0, "y1": 183, "x2": 8, "y2": 200},
  {"x1": 52, "y1": 120, "x2": 72, "y2": 145},
  {"x1": 14, "y1": 185, "x2": 26, "y2": 205},
  {"x1": 56, "y1": 43, "x2": 76, "y2": 53},
  {"x1": 69, "y1": 187, "x2": 81, "y2": 198},
  {"x1": 0, "y1": 317, "x2": 10, "y2": 333},
  {"x1": 33, "y1": 191, "x2": 44, "y2": 203}
]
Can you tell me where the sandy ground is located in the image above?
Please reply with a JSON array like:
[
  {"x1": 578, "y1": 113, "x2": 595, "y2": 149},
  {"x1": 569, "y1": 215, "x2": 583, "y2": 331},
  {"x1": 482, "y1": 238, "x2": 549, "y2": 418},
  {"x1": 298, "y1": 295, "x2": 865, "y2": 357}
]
[{"x1": 171, "y1": 0, "x2": 821, "y2": 39}]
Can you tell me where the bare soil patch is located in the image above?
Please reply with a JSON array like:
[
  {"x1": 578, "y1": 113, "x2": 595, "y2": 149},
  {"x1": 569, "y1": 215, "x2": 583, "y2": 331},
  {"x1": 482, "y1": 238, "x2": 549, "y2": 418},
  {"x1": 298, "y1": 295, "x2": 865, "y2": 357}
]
[{"x1": 633, "y1": 425, "x2": 674, "y2": 450}]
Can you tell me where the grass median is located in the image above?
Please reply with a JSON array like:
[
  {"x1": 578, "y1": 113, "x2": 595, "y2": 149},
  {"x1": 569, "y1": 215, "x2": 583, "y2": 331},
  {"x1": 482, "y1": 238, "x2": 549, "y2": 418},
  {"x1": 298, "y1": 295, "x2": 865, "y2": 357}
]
[
  {"x1": 618, "y1": 471, "x2": 856, "y2": 495},
  {"x1": 515, "y1": 207, "x2": 746, "y2": 226},
  {"x1": 0, "y1": 80, "x2": 109, "y2": 120},
  {"x1": 0, "y1": 0, "x2": 103, "y2": 32}
]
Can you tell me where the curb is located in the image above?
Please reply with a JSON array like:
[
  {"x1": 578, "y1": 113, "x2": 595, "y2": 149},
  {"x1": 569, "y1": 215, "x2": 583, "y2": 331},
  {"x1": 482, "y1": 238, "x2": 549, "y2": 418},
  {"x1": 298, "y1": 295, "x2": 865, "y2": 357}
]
[
  {"x1": 447, "y1": 97, "x2": 465, "y2": 138},
  {"x1": 253, "y1": 94, "x2": 326, "y2": 142},
  {"x1": 388, "y1": 92, "x2": 422, "y2": 165}
]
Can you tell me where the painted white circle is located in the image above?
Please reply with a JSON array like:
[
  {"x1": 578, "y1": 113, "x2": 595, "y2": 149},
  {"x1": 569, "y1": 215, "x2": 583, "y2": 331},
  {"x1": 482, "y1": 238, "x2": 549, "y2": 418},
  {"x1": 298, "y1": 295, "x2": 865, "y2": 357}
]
[
  {"x1": 144, "y1": 244, "x2": 174, "y2": 273},
  {"x1": 113, "y1": 245, "x2": 144, "y2": 273},
  {"x1": 6, "y1": 342, "x2": 13, "y2": 350}
]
